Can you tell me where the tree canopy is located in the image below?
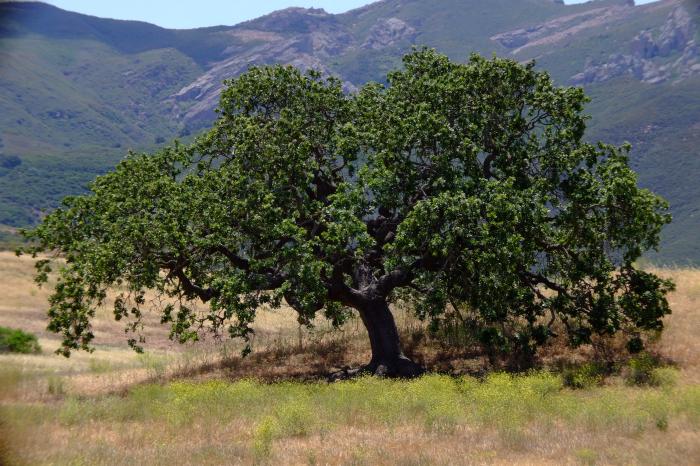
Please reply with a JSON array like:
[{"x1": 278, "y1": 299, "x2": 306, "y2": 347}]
[{"x1": 23, "y1": 49, "x2": 674, "y2": 376}]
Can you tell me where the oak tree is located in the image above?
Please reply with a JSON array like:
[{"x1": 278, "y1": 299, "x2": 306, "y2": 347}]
[{"x1": 23, "y1": 49, "x2": 673, "y2": 376}]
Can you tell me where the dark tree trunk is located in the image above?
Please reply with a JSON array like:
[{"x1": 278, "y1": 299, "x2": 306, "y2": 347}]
[{"x1": 356, "y1": 299, "x2": 424, "y2": 378}]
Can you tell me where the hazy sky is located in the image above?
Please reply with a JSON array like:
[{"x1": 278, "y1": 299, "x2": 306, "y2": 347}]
[{"x1": 43, "y1": 0, "x2": 661, "y2": 29}]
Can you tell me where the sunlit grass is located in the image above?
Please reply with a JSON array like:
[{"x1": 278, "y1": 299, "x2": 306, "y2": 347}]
[
  {"x1": 1, "y1": 253, "x2": 700, "y2": 464},
  {"x1": 2, "y1": 372, "x2": 699, "y2": 464}
]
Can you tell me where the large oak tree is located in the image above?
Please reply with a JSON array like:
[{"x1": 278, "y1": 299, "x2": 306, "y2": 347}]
[{"x1": 24, "y1": 49, "x2": 673, "y2": 377}]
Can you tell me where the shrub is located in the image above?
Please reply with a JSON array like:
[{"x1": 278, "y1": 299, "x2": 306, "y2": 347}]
[
  {"x1": 625, "y1": 353, "x2": 667, "y2": 386},
  {"x1": 650, "y1": 367, "x2": 678, "y2": 388},
  {"x1": 0, "y1": 326, "x2": 41, "y2": 354},
  {"x1": 562, "y1": 363, "x2": 606, "y2": 389}
]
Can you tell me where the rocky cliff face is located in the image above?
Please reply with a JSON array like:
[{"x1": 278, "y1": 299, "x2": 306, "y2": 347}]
[
  {"x1": 571, "y1": 5, "x2": 699, "y2": 85},
  {"x1": 166, "y1": 0, "x2": 698, "y2": 126},
  {"x1": 169, "y1": 8, "x2": 418, "y2": 124},
  {"x1": 169, "y1": 9, "x2": 350, "y2": 123},
  {"x1": 362, "y1": 17, "x2": 416, "y2": 50},
  {"x1": 491, "y1": 4, "x2": 637, "y2": 55}
]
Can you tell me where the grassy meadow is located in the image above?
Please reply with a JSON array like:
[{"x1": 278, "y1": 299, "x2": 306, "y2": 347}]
[{"x1": 1, "y1": 251, "x2": 699, "y2": 465}]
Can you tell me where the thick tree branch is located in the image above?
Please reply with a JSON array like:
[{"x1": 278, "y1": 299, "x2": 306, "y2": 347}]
[
  {"x1": 173, "y1": 268, "x2": 219, "y2": 303},
  {"x1": 520, "y1": 270, "x2": 569, "y2": 296},
  {"x1": 212, "y1": 246, "x2": 251, "y2": 271}
]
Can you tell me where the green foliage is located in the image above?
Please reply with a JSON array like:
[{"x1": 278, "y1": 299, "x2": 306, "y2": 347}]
[
  {"x1": 249, "y1": 398, "x2": 316, "y2": 458},
  {"x1": 624, "y1": 353, "x2": 676, "y2": 387},
  {"x1": 274, "y1": 401, "x2": 315, "y2": 437},
  {"x1": 562, "y1": 363, "x2": 606, "y2": 389},
  {"x1": 22, "y1": 49, "x2": 673, "y2": 365},
  {"x1": 649, "y1": 367, "x2": 679, "y2": 389},
  {"x1": 0, "y1": 326, "x2": 41, "y2": 354},
  {"x1": 252, "y1": 416, "x2": 277, "y2": 458}
]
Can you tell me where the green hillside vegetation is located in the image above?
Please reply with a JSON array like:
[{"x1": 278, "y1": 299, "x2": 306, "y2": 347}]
[
  {"x1": 0, "y1": 38, "x2": 200, "y2": 225},
  {"x1": 0, "y1": 2, "x2": 238, "y2": 227},
  {"x1": 584, "y1": 77, "x2": 700, "y2": 265}
]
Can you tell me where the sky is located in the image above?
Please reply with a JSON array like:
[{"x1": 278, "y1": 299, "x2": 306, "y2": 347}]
[{"x1": 42, "y1": 0, "x2": 662, "y2": 29}]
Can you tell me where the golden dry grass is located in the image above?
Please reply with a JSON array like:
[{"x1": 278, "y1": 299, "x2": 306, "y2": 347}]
[
  {"x1": 652, "y1": 267, "x2": 700, "y2": 383},
  {"x1": 2, "y1": 374, "x2": 699, "y2": 465},
  {"x1": 1, "y1": 252, "x2": 699, "y2": 465}
]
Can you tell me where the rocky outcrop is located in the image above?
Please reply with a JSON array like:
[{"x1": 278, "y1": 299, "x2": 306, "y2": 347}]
[
  {"x1": 491, "y1": 5, "x2": 636, "y2": 55},
  {"x1": 168, "y1": 8, "x2": 421, "y2": 125},
  {"x1": 656, "y1": 4, "x2": 694, "y2": 56},
  {"x1": 169, "y1": 0, "x2": 696, "y2": 126},
  {"x1": 362, "y1": 18, "x2": 417, "y2": 50},
  {"x1": 629, "y1": 4, "x2": 693, "y2": 59},
  {"x1": 170, "y1": 39, "x2": 337, "y2": 123},
  {"x1": 168, "y1": 8, "x2": 358, "y2": 124},
  {"x1": 572, "y1": 54, "x2": 670, "y2": 85},
  {"x1": 572, "y1": 5, "x2": 699, "y2": 85}
]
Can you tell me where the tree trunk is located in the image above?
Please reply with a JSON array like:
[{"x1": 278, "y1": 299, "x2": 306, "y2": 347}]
[{"x1": 356, "y1": 299, "x2": 424, "y2": 378}]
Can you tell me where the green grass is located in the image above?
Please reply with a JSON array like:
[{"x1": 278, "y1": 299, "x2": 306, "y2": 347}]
[
  {"x1": 2, "y1": 371, "x2": 698, "y2": 463},
  {"x1": 5, "y1": 371, "x2": 696, "y2": 438}
]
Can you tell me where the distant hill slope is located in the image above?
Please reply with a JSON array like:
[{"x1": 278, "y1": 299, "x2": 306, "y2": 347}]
[{"x1": 0, "y1": 0, "x2": 698, "y2": 263}]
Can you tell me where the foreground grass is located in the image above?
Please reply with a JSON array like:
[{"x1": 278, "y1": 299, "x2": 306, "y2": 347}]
[
  {"x1": 2, "y1": 372, "x2": 699, "y2": 465},
  {"x1": 1, "y1": 253, "x2": 700, "y2": 464}
]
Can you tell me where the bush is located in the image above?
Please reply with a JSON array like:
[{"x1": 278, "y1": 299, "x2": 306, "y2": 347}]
[
  {"x1": 274, "y1": 401, "x2": 314, "y2": 437},
  {"x1": 649, "y1": 367, "x2": 678, "y2": 388},
  {"x1": 562, "y1": 363, "x2": 606, "y2": 389},
  {"x1": 0, "y1": 326, "x2": 41, "y2": 354},
  {"x1": 625, "y1": 353, "x2": 665, "y2": 386}
]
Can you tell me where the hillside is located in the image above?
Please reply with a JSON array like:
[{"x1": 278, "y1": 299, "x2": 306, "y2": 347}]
[{"x1": 0, "y1": 0, "x2": 698, "y2": 263}]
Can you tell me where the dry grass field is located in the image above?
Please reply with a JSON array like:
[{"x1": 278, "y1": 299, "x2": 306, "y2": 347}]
[{"x1": 1, "y1": 251, "x2": 699, "y2": 465}]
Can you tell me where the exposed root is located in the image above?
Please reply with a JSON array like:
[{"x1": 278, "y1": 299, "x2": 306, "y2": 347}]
[{"x1": 328, "y1": 356, "x2": 425, "y2": 381}]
